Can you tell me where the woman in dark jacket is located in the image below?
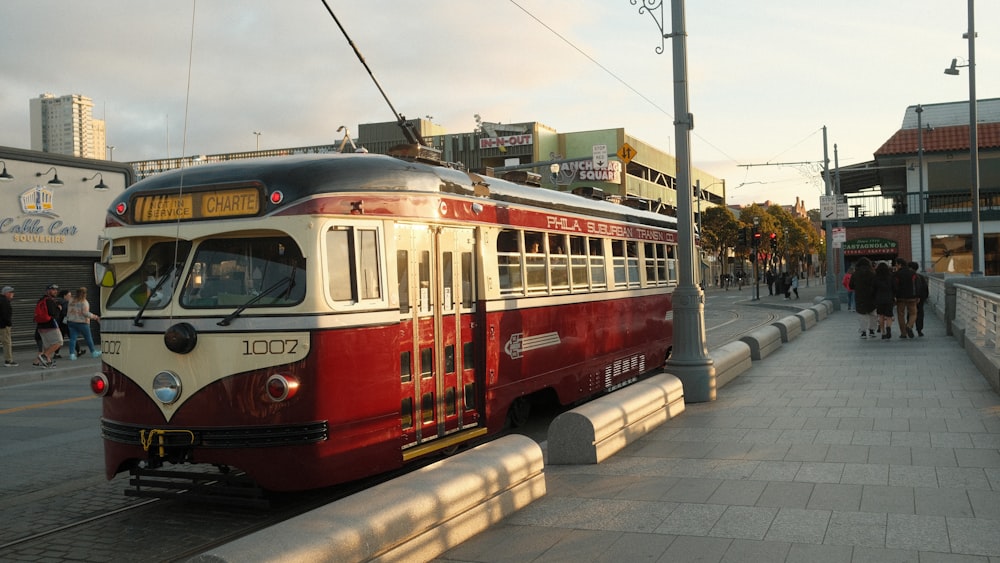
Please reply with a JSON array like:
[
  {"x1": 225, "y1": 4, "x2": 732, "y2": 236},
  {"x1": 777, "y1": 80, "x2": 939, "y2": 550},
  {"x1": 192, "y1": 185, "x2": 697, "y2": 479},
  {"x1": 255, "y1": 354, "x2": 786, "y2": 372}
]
[
  {"x1": 849, "y1": 257, "x2": 877, "y2": 339},
  {"x1": 872, "y1": 262, "x2": 895, "y2": 339}
]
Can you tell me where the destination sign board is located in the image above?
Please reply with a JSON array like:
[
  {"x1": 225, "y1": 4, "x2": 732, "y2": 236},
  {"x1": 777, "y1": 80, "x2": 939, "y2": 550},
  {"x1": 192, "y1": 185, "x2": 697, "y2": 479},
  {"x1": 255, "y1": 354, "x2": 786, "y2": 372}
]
[{"x1": 133, "y1": 186, "x2": 261, "y2": 223}]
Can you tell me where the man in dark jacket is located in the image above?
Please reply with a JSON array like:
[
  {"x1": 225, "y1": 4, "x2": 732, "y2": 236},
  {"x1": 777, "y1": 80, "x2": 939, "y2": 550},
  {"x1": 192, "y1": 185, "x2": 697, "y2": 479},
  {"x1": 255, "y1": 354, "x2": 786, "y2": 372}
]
[
  {"x1": 909, "y1": 261, "x2": 929, "y2": 337},
  {"x1": 1, "y1": 286, "x2": 16, "y2": 367},
  {"x1": 892, "y1": 258, "x2": 919, "y2": 339},
  {"x1": 849, "y1": 257, "x2": 877, "y2": 338}
]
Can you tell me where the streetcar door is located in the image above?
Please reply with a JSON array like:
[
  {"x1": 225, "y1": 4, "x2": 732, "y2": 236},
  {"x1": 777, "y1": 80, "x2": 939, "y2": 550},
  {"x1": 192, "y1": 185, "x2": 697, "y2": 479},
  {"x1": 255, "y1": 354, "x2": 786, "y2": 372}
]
[{"x1": 397, "y1": 224, "x2": 480, "y2": 455}]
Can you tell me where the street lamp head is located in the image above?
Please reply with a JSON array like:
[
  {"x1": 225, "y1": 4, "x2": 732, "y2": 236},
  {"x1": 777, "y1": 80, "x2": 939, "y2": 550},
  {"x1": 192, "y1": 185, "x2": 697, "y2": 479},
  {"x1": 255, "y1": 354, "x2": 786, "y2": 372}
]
[
  {"x1": 36, "y1": 166, "x2": 63, "y2": 186},
  {"x1": 0, "y1": 160, "x2": 13, "y2": 182},
  {"x1": 944, "y1": 58, "x2": 961, "y2": 75}
]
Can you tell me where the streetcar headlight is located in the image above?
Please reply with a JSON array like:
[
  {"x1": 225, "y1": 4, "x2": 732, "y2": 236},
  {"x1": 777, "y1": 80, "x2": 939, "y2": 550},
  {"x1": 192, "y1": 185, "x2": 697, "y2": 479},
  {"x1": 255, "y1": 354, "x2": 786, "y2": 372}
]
[
  {"x1": 266, "y1": 374, "x2": 299, "y2": 402},
  {"x1": 90, "y1": 373, "x2": 110, "y2": 397},
  {"x1": 152, "y1": 371, "x2": 182, "y2": 404}
]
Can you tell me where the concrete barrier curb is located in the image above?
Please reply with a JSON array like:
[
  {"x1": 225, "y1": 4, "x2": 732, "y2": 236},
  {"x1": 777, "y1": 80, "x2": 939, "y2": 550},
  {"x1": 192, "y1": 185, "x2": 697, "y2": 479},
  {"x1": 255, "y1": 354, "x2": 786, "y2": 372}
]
[
  {"x1": 795, "y1": 309, "x2": 817, "y2": 332},
  {"x1": 809, "y1": 303, "x2": 829, "y2": 320},
  {"x1": 547, "y1": 373, "x2": 685, "y2": 465},
  {"x1": 810, "y1": 298, "x2": 832, "y2": 314},
  {"x1": 190, "y1": 435, "x2": 546, "y2": 563},
  {"x1": 709, "y1": 340, "x2": 752, "y2": 389},
  {"x1": 739, "y1": 325, "x2": 782, "y2": 360},
  {"x1": 772, "y1": 316, "x2": 802, "y2": 342}
]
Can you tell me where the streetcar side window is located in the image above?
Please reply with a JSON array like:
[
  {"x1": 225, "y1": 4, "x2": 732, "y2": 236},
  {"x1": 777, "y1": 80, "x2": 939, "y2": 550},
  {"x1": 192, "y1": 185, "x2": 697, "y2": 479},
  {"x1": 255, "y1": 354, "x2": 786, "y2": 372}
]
[
  {"x1": 611, "y1": 240, "x2": 626, "y2": 288},
  {"x1": 524, "y1": 231, "x2": 546, "y2": 293},
  {"x1": 626, "y1": 241, "x2": 640, "y2": 288},
  {"x1": 644, "y1": 242, "x2": 658, "y2": 286},
  {"x1": 589, "y1": 237, "x2": 607, "y2": 290},
  {"x1": 497, "y1": 229, "x2": 522, "y2": 294},
  {"x1": 442, "y1": 252, "x2": 454, "y2": 311},
  {"x1": 548, "y1": 233, "x2": 569, "y2": 292},
  {"x1": 666, "y1": 244, "x2": 678, "y2": 283},
  {"x1": 569, "y1": 236, "x2": 588, "y2": 290},
  {"x1": 359, "y1": 229, "x2": 381, "y2": 300},
  {"x1": 328, "y1": 229, "x2": 355, "y2": 301},
  {"x1": 325, "y1": 226, "x2": 385, "y2": 305},
  {"x1": 397, "y1": 250, "x2": 410, "y2": 313},
  {"x1": 461, "y1": 251, "x2": 474, "y2": 309}
]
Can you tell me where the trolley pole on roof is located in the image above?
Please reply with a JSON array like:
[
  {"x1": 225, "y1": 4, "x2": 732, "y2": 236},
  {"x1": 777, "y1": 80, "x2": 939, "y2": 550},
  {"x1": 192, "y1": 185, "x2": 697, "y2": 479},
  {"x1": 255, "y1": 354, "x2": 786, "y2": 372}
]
[{"x1": 634, "y1": 0, "x2": 715, "y2": 402}]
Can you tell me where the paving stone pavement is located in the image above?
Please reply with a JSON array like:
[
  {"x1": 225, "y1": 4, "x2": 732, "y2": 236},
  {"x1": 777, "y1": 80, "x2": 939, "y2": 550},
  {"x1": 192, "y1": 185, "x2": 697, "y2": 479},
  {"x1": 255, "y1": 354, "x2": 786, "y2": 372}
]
[{"x1": 435, "y1": 299, "x2": 1000, "y2": 563}]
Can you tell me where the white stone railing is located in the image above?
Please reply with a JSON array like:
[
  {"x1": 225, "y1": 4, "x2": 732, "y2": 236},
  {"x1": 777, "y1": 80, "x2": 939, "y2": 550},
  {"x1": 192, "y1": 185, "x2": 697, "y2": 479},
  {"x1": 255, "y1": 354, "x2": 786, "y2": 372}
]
[{"x1": 955, "y1": 284, "x2": 1000, "y2": 352}]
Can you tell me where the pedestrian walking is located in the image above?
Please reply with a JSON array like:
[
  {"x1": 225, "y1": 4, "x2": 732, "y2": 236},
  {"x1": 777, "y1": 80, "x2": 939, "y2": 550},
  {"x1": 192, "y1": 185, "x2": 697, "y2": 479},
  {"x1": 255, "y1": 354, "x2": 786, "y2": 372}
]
[
  {"x1": 33, "y1": 284, "x2": 63, "y2": 368},
  {"x1": 909, "y1": 261, "x2": 929, "y2": 337},
  {"x1": 892, "y1": 258, "x2": 919, "y2": 339},
  {"x1": 790, "y1": 273, "x2": 799, "y2": 299},
  {"x1": 66, "y1": 287, "x2": 101, "y2": 359},
  {"x1": 873, "y1": 262, "x2": 895, "y2": 339},
  {"x1": 1, "y1": 286, "x2": 16, "y2": 367},
  {"x1": 848, "y1": 257, "x2": 877, "y2": 339},
  {"x1": 842, "y1": 266, "x2": 855, "y2": 311},
  {"x1": 54, "y1": 289, "x2": 70, "y2": 358}
]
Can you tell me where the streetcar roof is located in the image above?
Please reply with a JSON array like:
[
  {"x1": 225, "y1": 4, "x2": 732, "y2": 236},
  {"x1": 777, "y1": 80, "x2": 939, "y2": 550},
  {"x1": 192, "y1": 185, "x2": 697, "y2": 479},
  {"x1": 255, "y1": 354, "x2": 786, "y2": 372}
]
[{"x1": 115, "y1": 153, "x2": 678, "y2": 231}]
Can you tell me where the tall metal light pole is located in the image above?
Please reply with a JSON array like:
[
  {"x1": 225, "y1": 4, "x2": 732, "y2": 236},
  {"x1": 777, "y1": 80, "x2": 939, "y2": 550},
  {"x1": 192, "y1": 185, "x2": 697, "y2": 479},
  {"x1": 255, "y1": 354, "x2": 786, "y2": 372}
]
[
  {"x1": 916, "y1": 105, "x2": 927, "y2": 272},
  {"x1": 633, "y1": 0, "x2": 715, "y2": 402},
  {"x1": 253, "y1": 131, "x2": 262, "y2": 151},
  {"x1": 944, "y1": 0, "x2": 982, "y2": 275},
  {"x1": 822, "y1": 126, "x2": 839, "y2": 309},
  {"x1": 752, "y1": 216, "x2": 760, "y2": 301}
]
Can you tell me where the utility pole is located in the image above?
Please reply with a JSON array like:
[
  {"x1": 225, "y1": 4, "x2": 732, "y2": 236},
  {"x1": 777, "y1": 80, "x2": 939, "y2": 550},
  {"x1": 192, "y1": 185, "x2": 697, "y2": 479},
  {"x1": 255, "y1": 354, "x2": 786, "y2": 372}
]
[
  {"x1": 822, "y1": 126, "x2": 839, "y2": 309},
  {"x1": 633, "y1": 0, "x2": 715, "y2": 402}
]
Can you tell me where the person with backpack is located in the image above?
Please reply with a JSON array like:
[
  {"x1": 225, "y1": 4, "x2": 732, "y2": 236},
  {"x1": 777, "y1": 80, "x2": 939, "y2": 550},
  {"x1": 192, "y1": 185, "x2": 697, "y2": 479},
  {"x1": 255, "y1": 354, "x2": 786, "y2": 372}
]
[
  {"x1": 34, "y1": 283, "x2": 63, "y2": 368},
  {"x1": 892, "y1": 258, "x2": 919, "y2": 339},
  {"x1": 909, "y1": 261, "x2": 929, "y2": 337}
]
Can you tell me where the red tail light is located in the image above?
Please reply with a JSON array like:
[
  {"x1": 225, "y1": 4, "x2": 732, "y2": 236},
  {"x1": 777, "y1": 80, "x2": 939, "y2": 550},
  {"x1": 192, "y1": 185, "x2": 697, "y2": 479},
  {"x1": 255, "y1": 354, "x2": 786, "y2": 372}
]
[
  {"x1": 266, "y1": 374, "x2": 299, "y2": 402},
  {"x1": 90, "y1": 373, "x2": 110, "y2": 396}
]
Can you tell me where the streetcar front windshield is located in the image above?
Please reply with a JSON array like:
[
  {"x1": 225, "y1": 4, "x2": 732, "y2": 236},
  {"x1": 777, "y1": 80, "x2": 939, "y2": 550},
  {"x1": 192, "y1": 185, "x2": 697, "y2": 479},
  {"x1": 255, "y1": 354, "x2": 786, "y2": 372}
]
[
  {"x1": 180, "y1": 236, "x2": 306, "y2": 308},
  {"x1": 106, "y1": 241, "x2": 192, "y2": 310}
]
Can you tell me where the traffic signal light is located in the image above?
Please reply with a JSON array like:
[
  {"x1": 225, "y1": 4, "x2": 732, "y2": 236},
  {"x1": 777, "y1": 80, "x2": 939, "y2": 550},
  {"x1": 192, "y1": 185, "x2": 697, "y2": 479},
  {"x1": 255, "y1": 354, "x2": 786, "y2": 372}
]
[
  {"x1": 769, "y1": 232, "x2": 777, "y2": 250},
  {"x1": 752, "y1": 231, "x2": 761, "y2": 247},
  {"x1": 737, "y1": 228, "x2": 748, "y2": 245}
]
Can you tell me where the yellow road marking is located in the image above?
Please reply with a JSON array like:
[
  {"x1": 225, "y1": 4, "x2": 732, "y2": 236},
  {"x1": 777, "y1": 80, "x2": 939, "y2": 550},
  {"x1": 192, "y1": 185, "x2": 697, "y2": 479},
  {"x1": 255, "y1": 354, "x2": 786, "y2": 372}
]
[{"x1": 0, "y1": 395, "x2": 97, "y2": 415}]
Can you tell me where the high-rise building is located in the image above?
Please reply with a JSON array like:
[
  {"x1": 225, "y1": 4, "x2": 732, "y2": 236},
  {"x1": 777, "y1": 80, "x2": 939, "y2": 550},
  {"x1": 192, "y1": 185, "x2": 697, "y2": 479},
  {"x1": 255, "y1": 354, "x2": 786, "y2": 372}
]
[{"x1": 29, "y1": 93, "x2": 107, "y2": 160}]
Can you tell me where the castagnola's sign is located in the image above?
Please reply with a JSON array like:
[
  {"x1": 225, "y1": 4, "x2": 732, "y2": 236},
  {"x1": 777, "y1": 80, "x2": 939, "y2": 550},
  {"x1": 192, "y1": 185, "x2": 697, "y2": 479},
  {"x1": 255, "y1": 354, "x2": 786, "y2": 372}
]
[{"x1": 842, "y1": 237, "x2": 897, "y2": 256}]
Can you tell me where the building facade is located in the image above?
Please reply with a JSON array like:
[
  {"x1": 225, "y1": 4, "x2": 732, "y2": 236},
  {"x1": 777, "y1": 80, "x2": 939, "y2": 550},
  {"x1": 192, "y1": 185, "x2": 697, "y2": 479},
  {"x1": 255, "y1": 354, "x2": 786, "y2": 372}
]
[
  {"x1": 0, "y1": 146, "x2": 133, "y2": 347},
  {"x1": 30, "y1": 93, "x2": 107, "y2": 160},
  {"x1": 836, "y1": 99, "x2": 1000, "y2": 275}
]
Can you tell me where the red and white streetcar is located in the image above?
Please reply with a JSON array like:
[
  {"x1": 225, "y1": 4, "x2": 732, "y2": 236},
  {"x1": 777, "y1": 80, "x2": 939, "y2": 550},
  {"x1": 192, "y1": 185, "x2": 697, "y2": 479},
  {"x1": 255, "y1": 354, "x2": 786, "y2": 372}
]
[{"x1": 91, "y1": 148, "x2": 678, "y2": 492}]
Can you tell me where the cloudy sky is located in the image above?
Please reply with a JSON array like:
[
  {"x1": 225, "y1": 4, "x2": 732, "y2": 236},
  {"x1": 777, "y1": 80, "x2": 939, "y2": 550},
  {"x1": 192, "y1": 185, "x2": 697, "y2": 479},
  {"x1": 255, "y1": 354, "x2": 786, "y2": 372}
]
[{"x1": 3, "y1": 1, "x2": 997, "y2": 209}]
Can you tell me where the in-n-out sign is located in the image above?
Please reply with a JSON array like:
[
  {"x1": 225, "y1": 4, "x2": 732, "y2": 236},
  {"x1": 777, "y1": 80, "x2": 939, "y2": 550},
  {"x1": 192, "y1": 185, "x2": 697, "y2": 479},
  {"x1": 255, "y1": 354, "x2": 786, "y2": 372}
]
[{"x1": 592, "y1": 144, "x2": 608, "y2": 169}]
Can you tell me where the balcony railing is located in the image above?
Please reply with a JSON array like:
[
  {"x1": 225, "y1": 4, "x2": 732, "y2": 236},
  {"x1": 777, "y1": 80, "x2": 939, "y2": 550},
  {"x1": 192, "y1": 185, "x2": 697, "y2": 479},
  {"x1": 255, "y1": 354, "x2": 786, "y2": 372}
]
[{"x1": 842, "y1": 188, "x2": 1000, "y2": 219}]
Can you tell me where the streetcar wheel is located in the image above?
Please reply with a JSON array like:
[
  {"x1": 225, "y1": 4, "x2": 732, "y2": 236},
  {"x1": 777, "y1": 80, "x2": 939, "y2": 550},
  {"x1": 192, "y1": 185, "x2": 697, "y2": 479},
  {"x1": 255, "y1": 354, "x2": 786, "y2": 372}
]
[{"x1": 506, "y1": 397, "x2": 531, "y2": 428}]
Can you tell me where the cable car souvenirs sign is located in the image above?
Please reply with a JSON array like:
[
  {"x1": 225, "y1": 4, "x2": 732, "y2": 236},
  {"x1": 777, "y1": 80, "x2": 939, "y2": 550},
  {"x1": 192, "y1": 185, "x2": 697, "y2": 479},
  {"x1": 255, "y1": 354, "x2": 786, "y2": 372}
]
[{"x1": 133, "y1": 186, "x2": 261, "y2": 223}]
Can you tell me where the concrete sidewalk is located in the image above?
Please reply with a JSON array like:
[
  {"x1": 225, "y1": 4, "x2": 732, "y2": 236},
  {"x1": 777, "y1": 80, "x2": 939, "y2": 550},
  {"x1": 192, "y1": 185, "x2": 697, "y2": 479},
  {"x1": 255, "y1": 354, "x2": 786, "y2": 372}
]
[
  {"x1": 0, "y1": 345, "x2": 103, "y2": 387},
  {"x1": 437, "y1": 305, "x2": 1000, "y2": 562}
]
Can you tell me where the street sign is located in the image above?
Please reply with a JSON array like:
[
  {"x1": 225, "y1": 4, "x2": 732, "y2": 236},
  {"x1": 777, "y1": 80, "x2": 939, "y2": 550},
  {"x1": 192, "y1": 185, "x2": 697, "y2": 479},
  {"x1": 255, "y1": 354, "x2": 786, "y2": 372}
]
[
  {"x1": 592, "y1": 144, "x2": 608, "y2": 169},
  {"x1": 832, "y1": 226, "x2": 847, "y2": 247},
  {"x1": 617, "y1": 143, "x2": 637, "y2": 164},
  {"x1": 820, "y1": 195, "x2": 836, "y2": 221},
  {"x1": 836, "y1": 202, "x2": 850, "y2": 220}
]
